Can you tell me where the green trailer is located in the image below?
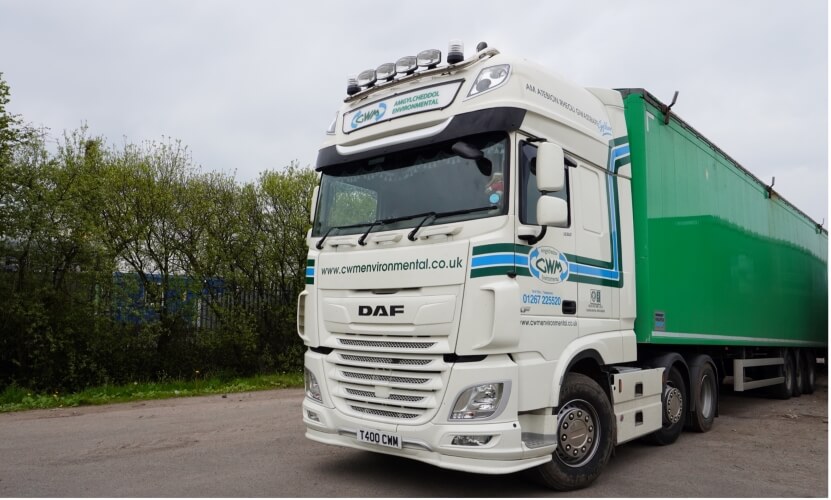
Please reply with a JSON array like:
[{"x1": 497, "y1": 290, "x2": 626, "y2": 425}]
[{"x1": 621, "y1": 89, "x2": 827, "y2": 349}]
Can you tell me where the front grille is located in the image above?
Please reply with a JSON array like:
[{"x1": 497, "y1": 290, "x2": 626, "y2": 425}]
[{"x1": 328, "y1": 349, "x2": 449, "y2": 424}]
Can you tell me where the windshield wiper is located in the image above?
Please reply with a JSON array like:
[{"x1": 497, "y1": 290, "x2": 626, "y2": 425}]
[
  {"x1": 315, "y1": 221, "x2": 374, "y2": 250},
  {"x1": 407, "y1": 205, "x2": 497, "y2": 241},
  {"x1": 357, "y1": 211, "x2": 436, "y2": 246},
  {"x1": 343, "y1": 205, "x2": 497, "y2": 248}
]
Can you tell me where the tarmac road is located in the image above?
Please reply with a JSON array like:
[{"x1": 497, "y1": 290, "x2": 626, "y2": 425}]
[{"x1": 0, "y1": 378, "x2": 826, "y2": 497}]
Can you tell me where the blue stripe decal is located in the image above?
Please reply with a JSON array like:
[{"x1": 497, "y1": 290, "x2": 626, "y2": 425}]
[
  {"x1": 306, "y1": 268, "x2": 315, "y2": 277},
  {"x1": 472, "y1": 254, "x2": 515, "y2": 267},
  {"x1": 569, "y1": 263, "x2": 620, "y2": 280}
]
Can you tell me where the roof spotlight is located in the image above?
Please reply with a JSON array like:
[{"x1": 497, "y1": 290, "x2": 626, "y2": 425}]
[
  {"x1": 396, "y1": 56, "x2": 418, "y2": 75},
  {"x1": 447, "y1": 39, "x2": 464, "y2": 64},
  {"x1": 356, "y1": 69, "x2": 377, "y2": 88},
  {"x1": 417, "y1": 49, "x2": 441, "y2": 69},
  {"x1": 376, "y1": 62, "x2": 396, "y2": 82},
  {"x1": 346, "y1": 75, "x2": 360, "y2": 96}
]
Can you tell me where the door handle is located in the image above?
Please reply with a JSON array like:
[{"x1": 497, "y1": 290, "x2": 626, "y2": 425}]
[{"x1": 563, "y1": 300, "x2": 577, "y2": 315}]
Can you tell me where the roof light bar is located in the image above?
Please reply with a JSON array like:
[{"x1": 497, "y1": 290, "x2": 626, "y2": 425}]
[
  {"x1": 417, "y1": 49, "x2": 441, "y2": 69},
  {"x1": 375, "y1": 62, "x2": 396, "y2": 82},
  {"x1": 356, "y1": 69, "x2": 377, "y2": 88},
  {"x1": 395, "y1": 56, "x2": 417, "y2": 75}
]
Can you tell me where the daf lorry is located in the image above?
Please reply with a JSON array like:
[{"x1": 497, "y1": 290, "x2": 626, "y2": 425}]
[{"x1": 298, "y1": 41, "x2": 828, "y2": 490}]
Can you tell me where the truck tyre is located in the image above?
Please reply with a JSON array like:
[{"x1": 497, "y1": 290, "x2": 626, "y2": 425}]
[
  {"x1": 533, "y1": 373, "x2": 614, "y2": 491},
  {"x1": 791, "y1": 350, "x2": 803, "y2": 397},
  {"x1": 800, "y1": 349, "x2": 816, "y2": 395},
  {"x1": 770, "y1": 350, "x2": 795, "y2": 400},
  {"x1": 645, "y1": 366, "x2": 686, "y2": 445},
  {"x1": 689, "y1": 362, "x2": 717, "y2": 433}
]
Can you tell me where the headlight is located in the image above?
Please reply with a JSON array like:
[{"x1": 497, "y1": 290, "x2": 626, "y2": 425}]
[
  {"x1": 450, "y1": 382, "x2": 507, "y2": 420},
  {"x1": 466, "y1": 64, "x2": 511, "y2": 100},
  {"x1": 304, "y1": 368, "x2": 322, "y2": 403}
]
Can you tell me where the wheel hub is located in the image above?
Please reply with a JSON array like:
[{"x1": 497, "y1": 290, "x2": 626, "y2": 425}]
[
  {"x1": 664, "y1": 385, "x2": 683, "y2": 424},
  {"x1": 555, "y1": 400, "x2": 599, "y2": 467}
]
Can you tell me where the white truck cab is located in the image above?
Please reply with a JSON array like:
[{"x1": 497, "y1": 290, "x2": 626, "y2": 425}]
[{"x1": 299, "y1": 41, "x2": 665, "y2": 490}]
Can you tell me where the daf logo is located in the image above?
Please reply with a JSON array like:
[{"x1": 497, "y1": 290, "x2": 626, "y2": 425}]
[{"x1": 358, "y1": 305, "x2": 404, "y2": 317}]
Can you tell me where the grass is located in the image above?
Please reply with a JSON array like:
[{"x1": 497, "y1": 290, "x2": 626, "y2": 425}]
[{"x1": 0, "y1": 372, "x2": 304, "y2": 413}]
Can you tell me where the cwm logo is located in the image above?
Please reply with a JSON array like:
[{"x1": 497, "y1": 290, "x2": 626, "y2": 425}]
[
  {"x1": 350, "y1": 102, "x2": 387, "y2": 129},
  {"x1": 528, "y1": 246, "x2": 570, "y2": 284}
]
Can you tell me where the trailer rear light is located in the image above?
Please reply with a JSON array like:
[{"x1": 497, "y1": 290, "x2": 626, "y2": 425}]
[
  {"x1": 451, "y1": 434, "x2": 493, "y2": 446},
  {"x1": 466, "y1": 64, "x2": 511, "y2": 100}
]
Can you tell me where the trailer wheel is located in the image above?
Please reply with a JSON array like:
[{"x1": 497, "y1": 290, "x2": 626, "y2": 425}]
[
  {"x1": 645, "y1": 366, "x2": 686, "y2": 445},
  {"x1": 533, "y1": 373, "x2": 614, "y2": 491},
  {"x1": 770, "y1": 350, "x2": 795, "y2": 400},
  {"x1": 791, "y1": 350, "x2": 803, "y2": 397},
  {"x1": 689, "y1": 362, "x2": 717, "y2": 433},
  {"x1": 800, "y1": 349, "x2": 816, "y2": 395}
]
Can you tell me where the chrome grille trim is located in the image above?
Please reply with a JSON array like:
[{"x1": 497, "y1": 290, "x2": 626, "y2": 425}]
[
  {"x1": 340, "y1": 353, "x2": 431, "y2": 366},
  {"x1": 350, "y1": 406, "x2": 419, "y2": 419},
  {"x1": 341, "y1": 371, "x2": 429, "y2": 385},
  {"x1": 345, "y1": 387, "x2": 425, "y2": 403},
  {"x1": 339, "y1": 338, "x2": 436, "y2": 349}
]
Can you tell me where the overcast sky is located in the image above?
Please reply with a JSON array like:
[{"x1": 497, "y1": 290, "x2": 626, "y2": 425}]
[{"x1": 1, "y1": 0, "x2": 827, "y2": 223}]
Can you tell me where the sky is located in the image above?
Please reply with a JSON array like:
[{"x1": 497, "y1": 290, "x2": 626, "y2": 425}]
[{"x1": 0, "y1": 0, "x2": 828, "y2": 223}]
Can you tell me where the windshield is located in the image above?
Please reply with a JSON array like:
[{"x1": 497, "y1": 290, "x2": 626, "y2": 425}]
[{"x1": 312, "y1": 132, "x2": 508, "y2": 236}]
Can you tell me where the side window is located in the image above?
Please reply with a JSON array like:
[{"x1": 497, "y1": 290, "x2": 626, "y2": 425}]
[{"x1": 519, "y1": 141, "x2": 570, "y2": 226}]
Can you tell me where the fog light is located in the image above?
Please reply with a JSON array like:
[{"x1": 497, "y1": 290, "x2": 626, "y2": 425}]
[
  {"x1": 306, "y1": 410, "x2": 320, "y2": 422},
  {"x1": 451, "y1": 435, "x2": 493, "y2": 446},
  {"x1": 304, "y1": 368, "x2": 322, "y2": 403}
]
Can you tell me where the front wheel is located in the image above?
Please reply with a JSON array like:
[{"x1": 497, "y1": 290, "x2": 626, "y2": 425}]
[{"x1": 533, "y1": 373, "x2": 615, "y2": 491}]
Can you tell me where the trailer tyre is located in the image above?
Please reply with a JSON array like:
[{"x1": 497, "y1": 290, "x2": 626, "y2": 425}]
[
  {"x1": 689, "y1": 362, "x2": 717, "y2": 433},
  {"x1": 791, "y1": 350, "x2": 803, "y2": 397},
  {"x1": 800, "y1": 350, "x2": 816, "y2": 395},
  {"x1": 645, "y1": 366, "x2": 686, "y2": 445},
  {"x1": 533, "y1": 373, "x2": 614, "y2": 491},
  {"x1": 770, "y1": 350, "x2": 795, "y2": 400}
]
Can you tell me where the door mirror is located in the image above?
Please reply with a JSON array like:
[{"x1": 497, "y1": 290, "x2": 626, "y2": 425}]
[
  {"x1": 536, "y1": 142, "x2": 565, "y2": 192},
  {"x1": 537, "y1": 196, "x2": 568, "y2": 227}
]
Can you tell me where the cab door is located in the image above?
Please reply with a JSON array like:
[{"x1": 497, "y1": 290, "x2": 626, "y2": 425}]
[{"x1": 514, "y1": 139, "x2": 579, "y2": 359}]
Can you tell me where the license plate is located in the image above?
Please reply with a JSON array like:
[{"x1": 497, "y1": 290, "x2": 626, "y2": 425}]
[{"x1": 357, "y1": 428, "x2": 402, "y2": 449}]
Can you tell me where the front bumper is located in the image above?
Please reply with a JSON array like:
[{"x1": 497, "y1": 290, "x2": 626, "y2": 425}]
[{"x1": 301, "y1": 351, "x2": 554, "y2": 475}]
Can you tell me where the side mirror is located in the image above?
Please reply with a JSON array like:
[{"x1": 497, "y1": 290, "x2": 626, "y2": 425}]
[
  {"x1": 309, "y1": 185, "x2": 320, "y2": 224},
  {"x1": 537, "y1": 196, "x2": 568, "y2": 227},
  {"x1": 536, "y1": 142, "x2": 565, "y2": 192}
]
